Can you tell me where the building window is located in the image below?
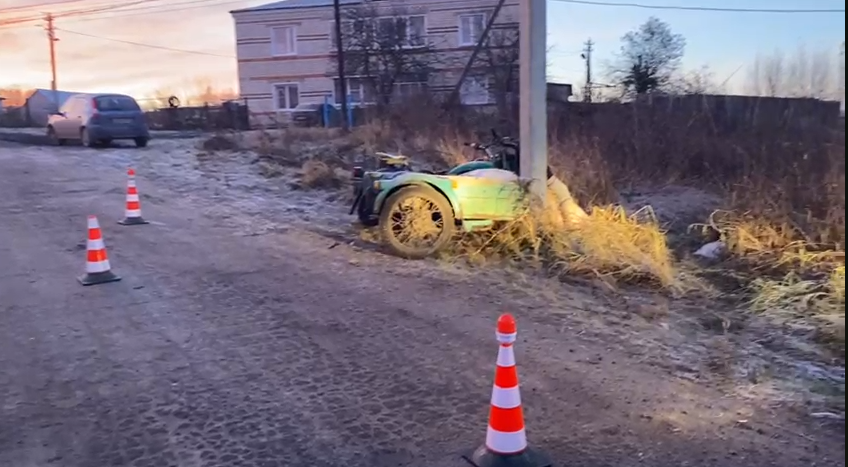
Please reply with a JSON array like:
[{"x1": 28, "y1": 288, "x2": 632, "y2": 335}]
[
  {"x1": 460, "y1": 77, "x2": 491, "y2": 105},
  {"x1": 393, "y1": 75, "x2": 428, "y2": 100},
  {"x1": 334, "y1": 78, "x2": 373, "y2": 105},
  {"x1": 335, "y1": 16, "x2": 425, "y2": 48},
  {"x1": 458, "y1": 13, "x2": 486, "y2": 46},
  {"x1": 405, "y1": 16, "x2": 426, "y2": 47},
  {"x1": 271, "y1": 26, "x2": 297, "y2": 56},
  {"x1": 273, "y1": 83, "x2": 299, "y2": 110}
]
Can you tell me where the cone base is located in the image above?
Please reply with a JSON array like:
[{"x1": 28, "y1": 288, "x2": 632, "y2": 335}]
[
  {"x1": 78, "y1": 271, "x2": 122, "y2": 286},
  {"x1": 464, "y1": 446, "x2": 553, "y2": 467},
  {"x1": 118, "y1": 216, "x2": 149, "y2": 226}
]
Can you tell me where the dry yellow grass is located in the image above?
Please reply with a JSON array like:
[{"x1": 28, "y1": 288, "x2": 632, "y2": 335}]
[
  {"x1": 240, "y1": 106, "x2": 846, "y2": 349},
  {"x1": 374, "y1": 200, "x2": 682, "y2": 291},
  {"x1": 700, "y1": 210, "x2": 845, "y2": 345},
  {"x1": 300, "y1": 159, "x2": 345, "y2": 189},
  {"x1": 749, "y1": 266, "x2": 845, "y2": 343}
]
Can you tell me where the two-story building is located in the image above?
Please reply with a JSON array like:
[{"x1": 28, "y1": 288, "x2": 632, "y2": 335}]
[{"x1": 230, "y1": 0, "x2": 520, "y2": 124}]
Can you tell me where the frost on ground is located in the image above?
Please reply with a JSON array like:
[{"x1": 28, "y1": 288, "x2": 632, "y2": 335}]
[{"x1": 3, "y1": 133, "x2": 843, "y2": 418}]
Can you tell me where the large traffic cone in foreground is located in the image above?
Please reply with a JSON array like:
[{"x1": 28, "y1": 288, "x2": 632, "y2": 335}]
[
  {"x1": 78, "y1": 215, "x2": 122, "y2": 286},
  {"x1": 118, "y1": 168, "x2": 149, "y2": 225},
  {"x1": 464, "y1": 314, "x2": 552, "y2": 467}
]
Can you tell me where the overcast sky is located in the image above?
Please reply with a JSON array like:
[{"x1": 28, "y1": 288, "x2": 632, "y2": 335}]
[{"x1": 0, "y1": 0, "x2": 844, "y2": 97}]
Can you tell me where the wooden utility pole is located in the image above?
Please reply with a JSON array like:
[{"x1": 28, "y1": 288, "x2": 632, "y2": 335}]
[
  {"x1": 45, "y1": 14, "x2": 58, "y2": 95},
  {"x1": 581, "y1": 39, "x2": 594, "y2": 103},
  {"x1": 332, "y1": 0, "x2": 349, "y2": 131}
]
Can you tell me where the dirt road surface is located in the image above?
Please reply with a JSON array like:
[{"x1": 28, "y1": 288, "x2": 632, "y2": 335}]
[{"x1": 0, "y1": 139, "x2": 843, "y2": 467}]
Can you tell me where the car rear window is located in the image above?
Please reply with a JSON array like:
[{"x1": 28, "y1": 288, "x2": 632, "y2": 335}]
[{"x1": 95, "y1": 96, "x2": 140, "y2": 112}]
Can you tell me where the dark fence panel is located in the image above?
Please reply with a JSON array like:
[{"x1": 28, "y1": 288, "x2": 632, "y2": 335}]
[{"x1": 144, "y1": 100, "x2": 250, "y2": 131}]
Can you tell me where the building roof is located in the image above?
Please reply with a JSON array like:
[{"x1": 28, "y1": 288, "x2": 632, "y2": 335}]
[
  {"x1": 26, "y1": 88, "x2": 87, "y2": 107},
  {"x1": 231, "y1": 0, "x2": 361, "y2": 14}
]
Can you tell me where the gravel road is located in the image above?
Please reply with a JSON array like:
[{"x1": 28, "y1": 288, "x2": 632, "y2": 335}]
[{"x1": 0, "y1": 139, "x2": 843, "y2": 467}]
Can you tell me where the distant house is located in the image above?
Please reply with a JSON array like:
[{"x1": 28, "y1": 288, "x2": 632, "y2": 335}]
[
  {"x1": 230, "y1": 0, "x2": 523, "y2": 125},
  {"x1": 25, "y1": 89, "x2": 86, "y2": 126}
]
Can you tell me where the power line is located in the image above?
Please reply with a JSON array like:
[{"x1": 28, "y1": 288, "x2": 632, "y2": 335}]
[
  {"x1": 1, "y1": 0, "x2": 162, "y2": 28},
  {"x1": 69, "y1": 0, "x2": 247, "y2": 22},
  {"x1": 552, "y1": 0, "x2": 844, "y2": 14},
  {"x1": 0, "y1": 0, "x2": 244, "y2": 29},
  {"x1": 0, "y1": 0, "x2": 86, "y2": 13},
  {"x1": 56, "y1": 28, "x2": 235, "y2": 58}
]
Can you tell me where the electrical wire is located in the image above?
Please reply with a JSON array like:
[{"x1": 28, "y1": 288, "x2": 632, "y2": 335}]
[
  {"x1": 1, "y1": 1, "x2": 160, "y2": 28},
  {"x1": 0, "y1": 0, "x2": 243, "y2": 29},
  {"x1": 0, "y1": 0, "x2": 87, "y2": 13},
  {"x1": 56, "y1": 27, "x2": 235, "y2": 58},
  {"x1": 3, "y1": 0, "x2": 842, "y2": 30},
  {"x1": 552, "y1": 0, "x2": 845, "y2": 14},
  {"x1": 68, "y1": 0, "x2": 251, "y2": 22}
]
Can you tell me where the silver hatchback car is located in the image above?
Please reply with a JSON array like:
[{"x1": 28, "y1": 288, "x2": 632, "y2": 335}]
[{"x1": 47, "y1": 93, "x2": 150, "y2": 148}]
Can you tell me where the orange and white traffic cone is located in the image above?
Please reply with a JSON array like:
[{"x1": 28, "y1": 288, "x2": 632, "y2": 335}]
[
  {"x1": 78, "y1": 215, "x2": 122, "y2": 286},
  {"x1": 118, "y1": 168, "x2": 149, "y2": 225},
  {"x1": 465, "y1": 314, "x2": 552, "y2": 467}
]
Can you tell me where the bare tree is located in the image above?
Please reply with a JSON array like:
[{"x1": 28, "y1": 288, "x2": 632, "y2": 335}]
[
  {"x1": 331, "y1": 3, "x2": 443, "y2": 108},
  {"x1": 746, "y1": 45, "x2": 840, "y2": 99},
  {"x1": 473, "y1": 28, "x2": 519, "y2": 113},
  {"x1": 668, "y1": 65, "x2": 722, "y2": 95},
  {"x1": 608, "y1": 17, "x2": 686, "y2": 96},
  {"x1": 762, "y1": 53, "x2": 784, "y2": 97}
]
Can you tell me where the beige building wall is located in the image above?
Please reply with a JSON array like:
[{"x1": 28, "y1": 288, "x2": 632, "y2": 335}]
[{"x1": 232, "y1": 0, "x2": 520, "y2": 124}]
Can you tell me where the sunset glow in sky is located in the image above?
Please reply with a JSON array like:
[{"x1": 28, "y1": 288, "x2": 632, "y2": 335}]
[{"x1": 0, "y1": 0, "x2": 844, "y2": 98}]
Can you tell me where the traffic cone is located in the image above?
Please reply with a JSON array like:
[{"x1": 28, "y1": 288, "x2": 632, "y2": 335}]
[
  {"x1": 78, "y1": 215, "x2": 122, "y2": 286},
  {"x1": 464, "y1": 314, "x2": 552, "y2": 467},
  {"x1": 118, "y1": 168, "x2": 149, "y2": 225}
]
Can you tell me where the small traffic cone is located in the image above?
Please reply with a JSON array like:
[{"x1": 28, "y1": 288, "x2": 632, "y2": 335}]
[
  {"x1": 78, "y1": 215, "x2": 122, "y2": 286},
  {"x1": 118, "y1": 168, "x2": 149, "y2": 225},
  {"x1": 464, "y1": 314, "x2": 552, "y2": 467}
]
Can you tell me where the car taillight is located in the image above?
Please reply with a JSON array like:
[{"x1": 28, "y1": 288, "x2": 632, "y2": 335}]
[
  {"x1": 352, "y1": 166, "x2": 364, "y2": 179},
  {"x1": 90, "y1": 98, "x2": 101, "y2": 122}
]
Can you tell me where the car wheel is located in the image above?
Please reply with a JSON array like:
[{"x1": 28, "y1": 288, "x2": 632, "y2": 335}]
[
  {"x1": 47, "y1": 126, "x2": 66, "y2": 146},
  {"x1": 80, "y1": 128, "x2": 96, "y2": 148},
  {"x1": 378, "y1": 185, "x2": 455, "y2": 259},
  {"x1": 134, "y1": 138, "x2": 148, "y2": 148},
  {"x1": 101, "y1": 139, "x2": 113, "y2": 147}
]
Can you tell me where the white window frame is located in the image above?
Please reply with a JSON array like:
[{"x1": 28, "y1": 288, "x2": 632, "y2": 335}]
[
  {"x1": 333, "y1": 77, "x2": 374, "y2": 106},
  {"x1": 272, "y1": 83, "x2": 300, "y2": 111},
  {"x1": 458, "y1": 13, "x2": 486, "y2": 47},
  {"x1": 332, "y1": 15, "x2": 426, "y2": 49},
  {"x1": 393, "y1": 80, "x2": 427, "y2": 100},
  {"x1": 403, "y1": 15, "x2": 427, "y2": 48},
  {"x1": 460, "y1": 76, "x2": 491, "y2": 105},
  {"x1": 271, "y1": 26, "x2": 297, "y2": 56}
]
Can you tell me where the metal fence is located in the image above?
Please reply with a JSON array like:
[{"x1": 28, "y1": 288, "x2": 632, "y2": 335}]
[{"x1": 144, "y1": 100, "x2": 250, "y2": 131}]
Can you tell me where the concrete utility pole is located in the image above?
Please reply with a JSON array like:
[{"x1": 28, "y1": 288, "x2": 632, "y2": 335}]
[
  {"x1": 582, "y1": 39, "x2": 594, "y2": 103},
  {"x1": 518, "y1": 0, "x2": 548, "y2": 202},
  {"x1": 332, "y1": 0, "x2": 349, "y2": 131},
  {"x1": 44, "y1": 13, "x2": 58, "y2": 101}
]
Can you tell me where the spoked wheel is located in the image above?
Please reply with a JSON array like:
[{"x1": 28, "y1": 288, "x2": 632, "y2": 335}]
[{"x1": 378, "y1": 185, "x2": 455, "y2": 259}]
